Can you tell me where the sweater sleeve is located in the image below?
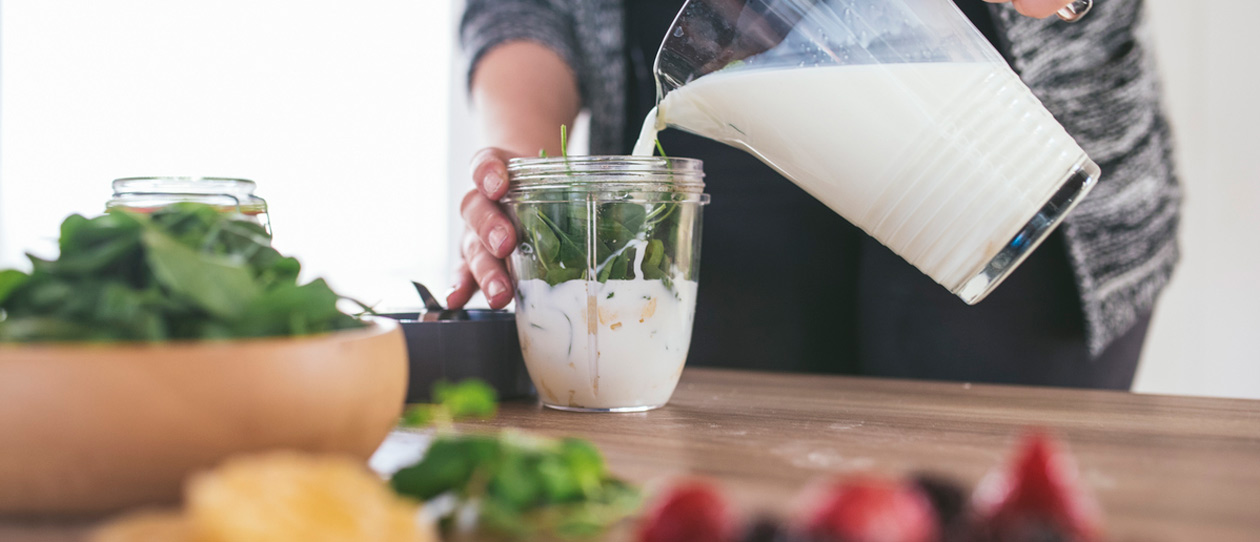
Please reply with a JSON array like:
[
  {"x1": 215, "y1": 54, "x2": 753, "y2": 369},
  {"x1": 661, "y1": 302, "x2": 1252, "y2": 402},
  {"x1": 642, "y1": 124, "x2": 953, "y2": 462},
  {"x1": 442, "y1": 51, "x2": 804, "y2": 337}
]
[{"x1": 459, "y1": 0, "x2": 581, "y2": 90}]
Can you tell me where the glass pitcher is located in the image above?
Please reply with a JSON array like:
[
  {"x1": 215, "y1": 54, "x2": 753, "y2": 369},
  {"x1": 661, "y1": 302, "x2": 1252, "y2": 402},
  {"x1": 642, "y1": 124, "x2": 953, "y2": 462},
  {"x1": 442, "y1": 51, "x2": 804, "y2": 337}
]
[{"x1": 642, "y1": 0, "x2": 1099, "y2": 304}]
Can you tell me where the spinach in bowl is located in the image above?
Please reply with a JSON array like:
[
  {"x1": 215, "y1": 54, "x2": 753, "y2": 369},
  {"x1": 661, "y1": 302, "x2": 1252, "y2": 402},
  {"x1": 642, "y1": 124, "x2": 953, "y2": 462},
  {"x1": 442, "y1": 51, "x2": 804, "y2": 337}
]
[{"x1": 0, "y1": 203, "x2": 363, "y2": 342}]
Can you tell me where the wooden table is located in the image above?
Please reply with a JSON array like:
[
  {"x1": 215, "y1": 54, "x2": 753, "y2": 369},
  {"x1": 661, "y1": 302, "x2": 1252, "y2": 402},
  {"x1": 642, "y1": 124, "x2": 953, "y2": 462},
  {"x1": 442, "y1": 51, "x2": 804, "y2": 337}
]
[
  {"x1": 452, "y1": 368, "x2": 1260, "y2": 542},
  {"x1": 6, "y1": 368, "x2": 1260, "y2": 541}
]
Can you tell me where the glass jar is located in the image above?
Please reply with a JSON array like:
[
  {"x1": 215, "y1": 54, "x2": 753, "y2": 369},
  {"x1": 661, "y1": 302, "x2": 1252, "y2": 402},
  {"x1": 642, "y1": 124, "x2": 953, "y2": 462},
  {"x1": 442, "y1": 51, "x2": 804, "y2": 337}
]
[
  {"x1": 501, "y1": 156, "x2": 709, "y2": 412},
  {"x1": 106, "y1": 177, "x2": 271, "y2": 234}
]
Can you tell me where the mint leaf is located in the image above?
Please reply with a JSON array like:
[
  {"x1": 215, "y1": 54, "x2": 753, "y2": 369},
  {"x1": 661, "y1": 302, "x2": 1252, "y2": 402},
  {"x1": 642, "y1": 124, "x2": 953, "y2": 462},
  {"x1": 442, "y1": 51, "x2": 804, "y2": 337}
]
[{"x1": 434, "y1": 379, "x2": 499, "y2": 420}]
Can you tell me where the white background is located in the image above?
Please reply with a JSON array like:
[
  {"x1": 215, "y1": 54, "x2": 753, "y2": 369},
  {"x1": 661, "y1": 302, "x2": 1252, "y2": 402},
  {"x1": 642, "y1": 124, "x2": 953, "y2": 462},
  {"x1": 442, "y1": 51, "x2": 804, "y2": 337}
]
[
  {"x1": 0, "y1": 1, "x2": 454, "y2": 309},
  {"x1": 1134, "y1": 0, "x2": 1260, "y2": 399},
  {"x1": 1, "y1": 1, "x2": 1256, "y2": 398}
]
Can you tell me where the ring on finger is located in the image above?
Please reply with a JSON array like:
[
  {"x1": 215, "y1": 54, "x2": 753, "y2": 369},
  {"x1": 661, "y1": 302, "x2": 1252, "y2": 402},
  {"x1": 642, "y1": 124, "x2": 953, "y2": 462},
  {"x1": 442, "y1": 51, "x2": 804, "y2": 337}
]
[{"x1": 1056, "y1": 0, "x2": 1093, "y2": 22}]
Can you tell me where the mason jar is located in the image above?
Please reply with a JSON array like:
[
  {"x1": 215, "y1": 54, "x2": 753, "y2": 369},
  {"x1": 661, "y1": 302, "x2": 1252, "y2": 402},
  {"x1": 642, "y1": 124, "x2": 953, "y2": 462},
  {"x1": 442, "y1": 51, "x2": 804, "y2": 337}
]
[
  {"x1": 501, "y1": 156, "x2": 709, "y2": 412},
  {"x1": 106, "y1": 177, "x2": 271, "y2": 234}
]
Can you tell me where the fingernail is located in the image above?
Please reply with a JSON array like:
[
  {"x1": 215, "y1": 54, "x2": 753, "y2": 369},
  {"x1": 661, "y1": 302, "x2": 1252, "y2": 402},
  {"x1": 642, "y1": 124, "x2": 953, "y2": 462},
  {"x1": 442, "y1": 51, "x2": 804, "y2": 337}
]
[
  {"x1": 486, "y1": 279, "x2": 507, "y2": 299},
  {"x1": 484, "y1": 170, "x2": 505, "y2": 194},
  {"x1": 489, "y1": 226, "x2": 509, "y2": 253}
]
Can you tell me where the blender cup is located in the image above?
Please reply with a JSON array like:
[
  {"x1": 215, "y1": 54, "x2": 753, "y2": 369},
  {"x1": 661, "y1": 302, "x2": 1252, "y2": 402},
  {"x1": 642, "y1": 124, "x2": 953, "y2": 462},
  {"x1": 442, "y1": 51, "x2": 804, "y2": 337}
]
[
  {"x1": 501, "y1": 156, "x2": 709, "y2": 412},
  {"x1": 649, "y1": 0, "x2": 1099, "y2": 304}
]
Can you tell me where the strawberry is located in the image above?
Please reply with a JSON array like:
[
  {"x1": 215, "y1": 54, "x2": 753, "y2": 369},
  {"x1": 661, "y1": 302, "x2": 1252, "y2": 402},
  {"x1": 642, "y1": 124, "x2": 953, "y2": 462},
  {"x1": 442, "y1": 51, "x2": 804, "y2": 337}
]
[
  {"x1": 971, "y1": 432, "x2": 1103, "y2": 542},
  {"x1": 802, "y1": 476, "x2": 939, "y2": 542},
  {"x1": 638, "y1": 479, "x2": 736, "y2": 542}
]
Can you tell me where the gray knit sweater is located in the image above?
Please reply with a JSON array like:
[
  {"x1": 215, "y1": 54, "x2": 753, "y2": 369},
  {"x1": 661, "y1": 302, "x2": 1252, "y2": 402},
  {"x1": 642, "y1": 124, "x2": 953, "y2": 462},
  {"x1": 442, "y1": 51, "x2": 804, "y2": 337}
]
[{"x1": 461, "y1": 0, "x2": 1180, "y2": 355}]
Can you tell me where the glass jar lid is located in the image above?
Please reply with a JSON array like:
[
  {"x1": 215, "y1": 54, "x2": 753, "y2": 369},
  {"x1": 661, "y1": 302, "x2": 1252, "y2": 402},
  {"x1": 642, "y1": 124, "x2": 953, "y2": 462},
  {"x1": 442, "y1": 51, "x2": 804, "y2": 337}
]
[
  {"x1": 107, "y1": 176, "x2": 271, "y2": 233},
  {"x1": 506, "y1": 156, "x2": 705, "y2": 193},
  {"x1": 111, "y1": 177, "x2": 260, "y2": 200}
]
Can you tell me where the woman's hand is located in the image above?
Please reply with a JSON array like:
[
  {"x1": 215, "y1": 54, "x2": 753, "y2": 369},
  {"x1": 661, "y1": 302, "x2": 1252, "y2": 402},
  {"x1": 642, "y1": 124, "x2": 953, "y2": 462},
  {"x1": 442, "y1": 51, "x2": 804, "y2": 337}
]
[
  {"x1": 983, "y1": 0, "x2": 1077, "y2": 19},
  {"x1": 447, "y1": 148, "x2": 521, "y2": 310},
  {"x1": 448, "y1": 41, "x2": 580, "y2": 310}
]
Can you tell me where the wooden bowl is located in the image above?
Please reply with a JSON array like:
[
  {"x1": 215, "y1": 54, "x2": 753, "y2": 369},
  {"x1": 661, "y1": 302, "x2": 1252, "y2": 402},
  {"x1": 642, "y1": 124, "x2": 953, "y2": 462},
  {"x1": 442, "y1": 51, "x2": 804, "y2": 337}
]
[{"x1": 0, "y1": 318, "x2": 407, "y2": 516}]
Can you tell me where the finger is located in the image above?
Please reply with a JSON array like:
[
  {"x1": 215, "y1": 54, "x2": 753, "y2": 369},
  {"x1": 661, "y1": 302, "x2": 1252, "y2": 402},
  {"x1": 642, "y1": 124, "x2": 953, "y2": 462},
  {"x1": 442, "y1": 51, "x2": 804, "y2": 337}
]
[
  {"x1": 461, "y1": 228, "x2": 483, "y2": 262},
  {"x1": 470, "y1": 148, "x2": 514, "y2": 200},
  {"x1": 460, "y1": 189, "x2": 517, "y2": 258},
  {"x1": 986, "y1": 0, "x2": 1072, "y2": 19},
  {"x1": 446, "y1": 261, "x2": 477, "y2": 309},
  {"x1": 460, "y1": 227, "x2": 480, "y2": 259},
  {"x1": 467, "y1": 242, "x2": 514, "y2": 309}
]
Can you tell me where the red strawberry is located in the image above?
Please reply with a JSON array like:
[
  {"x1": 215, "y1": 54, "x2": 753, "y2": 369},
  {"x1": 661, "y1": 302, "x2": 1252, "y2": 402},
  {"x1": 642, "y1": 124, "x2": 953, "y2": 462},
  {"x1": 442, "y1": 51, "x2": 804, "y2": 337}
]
[
  {"x1": 638, "y1": 479, "x2": 736, "y2": 542},
  {"x1": 971, "y1": 432, "x2": 1103, "y2": 542},
  {"x1": 803, "y1": 476, "x2": 939, "y2": 542}
]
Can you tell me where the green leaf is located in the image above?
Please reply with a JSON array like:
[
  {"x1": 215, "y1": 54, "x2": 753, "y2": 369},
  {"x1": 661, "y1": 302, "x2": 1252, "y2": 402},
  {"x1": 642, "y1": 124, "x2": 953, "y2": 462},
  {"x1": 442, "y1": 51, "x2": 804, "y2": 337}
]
[
  {"x1": 602, "y1": 204, "x2": 646, "y2": 237},
  {"x1": 489, "y1": 451, "x2": 545, "y2": 510},
  {"x1": 57, "y1": 214, "x2": 91, "y2": 252},
  {"x1": 142, "y1": 228, "x2": 261, "y2": 319},
  {"x1": 643, "y1": 239, "x2": 664, "y2": 273},
  {"x1": 537, "y1": 454, "x2": 583, "y2": 503},
  {"x1": 51, "y1": 213, "x2": 145, "y2": 276},
  {"x1": 0, "y1": 270, "x2": 29, "y2": 305},
  {"x1": 560, "y1": 438, "x2": 607, "y2": 497},
  {"x1": 23, "y1": 278, "x2": 74, "y2": 311},
  {"x1": 506, "y1": 151, "x2": 687, "y2": 290},
  {"x1": 523, "y1": 207, "x2": 561, "y2": 268},
  {"x1": 546, "y1": 266, "x2": 582, "y2": 285},
  {"x1": 612, "y1": 248, "x2": 633, "y2": 281},
  {"x1": 559, "y1": 241, "x2": 585, "y2": 271},
  {"x1": 0, "y1": 203, "x2": 361, "y2": 343},
  {"x1": 400, "y1": 404, "x2": 438, "y2": 428},
  {"x1": 434, "y1": 379, "x2": 499, "y2": 420},
  {"x1": 389, "y1": 426, "x2": 640, "y2": 541},
  {"x1": 390, "y1": 434, "x2": 501, "y2": 500},
  {"x1": 55, "y1": 234, "x2": 142, "y2": 276},
  {"x1": 231, "y1": 279, "x2": 355, "y2": 337},
  {"x1": 597, "y1": 220, "x2": 636, "y2": 249},
  {"x1": 539, "y1": 207, "x2": 584, "y2": 259}
]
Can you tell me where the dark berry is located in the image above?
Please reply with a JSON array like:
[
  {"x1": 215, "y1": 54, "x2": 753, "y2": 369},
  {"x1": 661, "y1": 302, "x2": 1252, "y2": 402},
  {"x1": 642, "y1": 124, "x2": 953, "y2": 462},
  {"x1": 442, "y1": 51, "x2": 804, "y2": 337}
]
[
  {"x1": 911, "y1": 472, "x2": 967, "y2": 526},
  {"x1": 741, "y1": 516, "x2": 788, "y2": 542}
]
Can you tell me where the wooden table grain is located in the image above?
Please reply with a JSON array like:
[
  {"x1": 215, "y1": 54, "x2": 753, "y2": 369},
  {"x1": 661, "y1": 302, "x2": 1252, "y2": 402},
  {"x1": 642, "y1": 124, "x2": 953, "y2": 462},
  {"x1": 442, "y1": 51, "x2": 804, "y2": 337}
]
[
  {"x1": 454, "y1": 368, "x2": 1260, "y2": 542},
  {"x1": 4, "y1": 368, "x2": 1259, "y2": 541}
]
